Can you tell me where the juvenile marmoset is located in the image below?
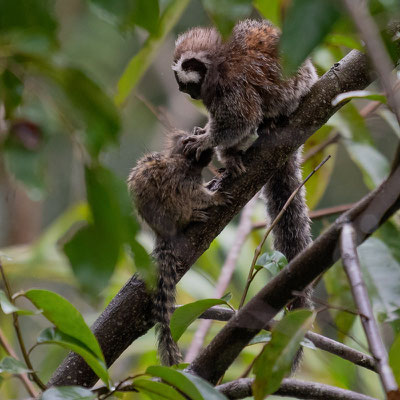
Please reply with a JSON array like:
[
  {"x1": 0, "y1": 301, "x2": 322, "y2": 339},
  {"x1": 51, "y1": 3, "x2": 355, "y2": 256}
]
[
  {"x1": 173, "y1": 20, "x2": 317, "y2": 309},
  {"x1": 128, "y1": 129, "x2": 228, "y2": 366}
]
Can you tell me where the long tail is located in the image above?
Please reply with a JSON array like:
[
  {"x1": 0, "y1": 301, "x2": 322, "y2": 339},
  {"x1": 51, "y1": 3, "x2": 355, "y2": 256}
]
[
  {"x1": 152, "y1": 238, "x2": 182, "y2": 366},
  {"x1": 262, "y1": 147, "x2": 313, "y2": 309}
]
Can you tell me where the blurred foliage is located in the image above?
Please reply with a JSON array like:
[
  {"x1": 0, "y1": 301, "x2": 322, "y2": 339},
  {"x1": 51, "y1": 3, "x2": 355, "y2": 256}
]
[{"x1": 0, "y1": 0, "x2": 399, "y2": 399}]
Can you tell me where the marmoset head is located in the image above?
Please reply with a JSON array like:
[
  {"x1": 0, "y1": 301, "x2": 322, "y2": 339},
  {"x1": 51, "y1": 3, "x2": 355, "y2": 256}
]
[{"x1": 172, "y1": 27, "x2": 221, "y2": 100}]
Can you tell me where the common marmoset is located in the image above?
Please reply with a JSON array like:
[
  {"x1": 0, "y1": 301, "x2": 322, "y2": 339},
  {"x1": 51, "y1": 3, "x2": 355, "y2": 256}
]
[
  {"x1": 128, "y1": 129, "x2": 228, "y2": 366},
  {"x1": 173, "y1": 20, "x2": 317, "y2": 309}
]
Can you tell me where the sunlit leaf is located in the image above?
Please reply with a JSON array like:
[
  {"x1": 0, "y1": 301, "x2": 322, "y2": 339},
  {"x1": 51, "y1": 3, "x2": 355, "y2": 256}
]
[
  {"x1": 358, "y1": 238, "x2": 400, "y2": 324},
  {"x1": 146, "y1": 366, "x2": 204, "y2": 400},
  {"x1": 170, "y1": 299, "x2": 231, "y2": 342},
  {"x1": 332, "y1": 91, "x2": 387, "y2": 107},
  {"x1": 24, "y1": 289, "x2": 104, "y2": 360},
  {"x1": 0, "y1": 356, "x2": 31, "y2": 374},
  {"x1": 133, "y1": 378, "x2": 187, "y2": 400},
  {"x1": 325, "y1": 34, "x2": 363, "y2": 50},
  {"x1": 253, "y1": 0, "x2": 281, "y2": 27},
  {"x1": 180, "y1": 372, "x2": 228, "y2": 400},
  {"x1": 252, "y1": 310, "x2": 315, "y2": 399},
  {"x1": 41, "y1": 386, "x2": 96, "y2": 400},
  {"x1": 0, "y1": 290, "x2": 35, "y2": 315},
  {"x1": 281, "y1": 0, "x2": 342, "y2": 74},
  {"x1": 389, "y1": 332, "x2": 400, "y2": 386},
  {"x1": 115, "y1": 0, "x2": 189, "y2": 106},
  {"x1": 201, "y1": 0, "x2": 253, "y2": 38},
  {"x1": 37, "y1": 327, "x2": 110, "y2": 387}
]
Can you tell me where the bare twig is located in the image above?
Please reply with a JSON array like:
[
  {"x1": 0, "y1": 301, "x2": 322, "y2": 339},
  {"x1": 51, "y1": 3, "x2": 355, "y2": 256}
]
[
  {"x1": 303, "y1": 132, "x2": 340, "y2": 162},
  {"x1": 239, "y1": 155, "x2": 331, "y2": 309},
  {"x1": 0, "y1": 261, "x2": 47, "y2": 391},
  {"x1": 340, "y1": 224, "x2": 398, "y2": 396},
  {"x1": 217, "y1": 378, "x2": 378, "y2": 400},
  {"x1": 185, "y1": 196, "x2": 258, "y2": 362},
  {"x1": 196, "y1": 305, "x2": 376, "y2": 372},
  {"x1": 0, "y1": 328, "x2": 37, "y2": 397}
]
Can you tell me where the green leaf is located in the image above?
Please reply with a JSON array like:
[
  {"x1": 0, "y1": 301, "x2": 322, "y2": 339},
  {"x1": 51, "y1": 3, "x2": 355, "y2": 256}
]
[
  {"x1": 37, "y1": 327, "x2": 110, "y2": 387},
  {"x1": 281, "y1": 0, "x2": 342, "y2": 74},
  {"x1": 0, "y1": 290, "x2": 35, "y2": 315},
  {"x1": 180, "y1": 372, "x2": 228, "y2": 400},
  {"x1": 358, "y1": 238, "x2": 400, "y2": 324},
  {"x1": 41, "y1": 386, "x2": 96, "y2": 400},
  {"x1": 133, "y1": 378, "x2": 187, "y2": 400},
  {"x1": 325, "y1": 34, "x2": 363, "y2": 50},
  {"x1": 0, "y1": 0, "x2": 58, "y2": 44},
  {"x1": 3, "y1": 144, "x2": 45, "y2": 201},
  {"x1": 302, "y1": 125, "x2": 337, "y2": 209},
  {"x1": 201, "y1": 0, "x2": 253, "y2": 38},
  {"x1": 90, "y1": 0, "x2": 160, "y2": 34},
  {"x1": 252, "y1": 310, "x2": 315, "y2": 399},
  {"x1": 332, "y1": 91, "x2": 387, "y2": 107},
  {"x1": 220, "y1": 292, "x2": 232, "y2": 302},
  {"x1": 389, "y1": 332, "x2": 400, "y2": 386},
  {"x1": 344, "y1": 140, "x2": 389, "y2": 189},
  {"x1": 255, "y1": 251, "x2": 288, "y2": 276},
  {"x1": 24, "y1": 289, "x2": 104, "y2": 360},
  {"x1": 63, "y1": 224, "x2": 120, "y2": 296},
  {"x1": 0, "y1": 356, "x2": 31, "y2": 374},
  {"x1": 146, "y1": 366, "x2": 204, "y2": 400},
  {"x1": 115, "y1": 0, "x2": 189, "y2": 106},
  {"x1": 0, "y1": 69, "x2": 23, "y2": 118},
  {"x1": 253, "y1": 0, "x2": 281, "y2": 27},
  {"x1": 170, "y1": 299, "x2": 231, "y2": 342},
  {"x1": 248, "y1": 332, "x2": 271, "y2": 346}
]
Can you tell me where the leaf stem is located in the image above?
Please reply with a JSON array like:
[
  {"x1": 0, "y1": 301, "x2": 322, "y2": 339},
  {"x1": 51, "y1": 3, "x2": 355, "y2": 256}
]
[
  {"x1": 0, "y1": 261, "x2": 47, "y2": 390},
  {"x1": 238, "y1": 155, "x2": 331, "y2": 309}
]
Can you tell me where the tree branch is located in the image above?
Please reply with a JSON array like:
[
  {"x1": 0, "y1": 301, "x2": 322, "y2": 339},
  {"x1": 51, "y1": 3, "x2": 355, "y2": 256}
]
[
  {"x1": 187, "y1": 165, "x2": 400, "y2": 384},
  {"x1": 217, "y1": 378, "x2": 378, "y2": 400},
  {"x1": 340, "y1": 223, "x2": 398, "y2": 395},
  {"x1": 48, "y1": 49, "x2": 377, "y2": 388}
]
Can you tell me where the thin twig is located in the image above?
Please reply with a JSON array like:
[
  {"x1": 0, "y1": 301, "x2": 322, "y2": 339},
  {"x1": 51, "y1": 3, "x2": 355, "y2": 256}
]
[
  {"x1": 0, "y1": 328, "x2": 37, "y2": 397},
  {"x1": 184, "y1": 196, "x2": 258, "y2": 363},
  {"x1": 238, "y1": 155, "x2": 331, "y2": 309},
  {"x1": 195, "y1": 305, "x2": 376, "y2": 371},
  {"x1": 217, "y1": 378, "x2": 378, "y2": 400},
  {"x1": 340, "y1": 223, "x2": 398, "y2": 395},
  {"x1": 303, "y1": 132, "x2": 340, "y2": 162},
  {"x1": 0, "y1": 261, "x2": 47, "y2": 391}
]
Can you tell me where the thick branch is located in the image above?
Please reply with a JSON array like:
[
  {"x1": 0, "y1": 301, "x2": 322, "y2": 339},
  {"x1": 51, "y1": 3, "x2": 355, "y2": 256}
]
[
  {"x1": 187, "y1": 165, "x2": 400, "y2": 384},
  {"x1": 217, "y1": 378, "x2": 378, "y2": 400},
  {"x1": 48, "y1": 49, "x2": 374, "y2": 388},
  {"x1": 341, "y1": 224, "x2": 398, "y2": 394}
]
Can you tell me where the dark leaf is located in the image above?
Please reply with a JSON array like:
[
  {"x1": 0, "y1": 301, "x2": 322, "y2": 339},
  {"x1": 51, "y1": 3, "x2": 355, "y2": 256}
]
[{"x1": 0, "y1": 69, "x2": 23, "y2": 118}]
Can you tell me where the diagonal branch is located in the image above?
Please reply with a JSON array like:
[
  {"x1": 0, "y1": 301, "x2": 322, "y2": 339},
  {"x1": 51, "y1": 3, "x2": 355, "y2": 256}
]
[
  {"x1": 187, "y1": 165, "x2": 400, "y2": 384},
  {"x1": 217, "y1": 378, "x2": 378, "y2": 400},
  {"x1": 340, "y1": 224, "x2": 398, "y2": 395},
  {"x1": 48, "y1": 49, "x2": 378, "y2": 388}
]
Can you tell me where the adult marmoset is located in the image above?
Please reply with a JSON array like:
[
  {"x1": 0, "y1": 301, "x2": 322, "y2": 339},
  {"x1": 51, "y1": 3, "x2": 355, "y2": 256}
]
[
  {"x1": 128, "y1": 129, "x2": 228, "y2": 366},
  {"x1": 173, "y1": 20, "x2": 317, "y2": 311}
]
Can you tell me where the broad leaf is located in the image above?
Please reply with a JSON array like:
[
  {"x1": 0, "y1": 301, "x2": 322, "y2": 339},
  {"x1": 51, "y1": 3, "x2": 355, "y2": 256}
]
[
  {"x1": 115, "y1": 0, "x2": 189, "y2": 105},
  {"x1": 253, "y1": 0, "x2": 281, "y2": 27},
  {"x1": 332, "y1": 91, "x2": 387, "y2": 107},
  {"x1": 201, "y1": 0, "x2": 253, "y2": 38},
  {"x1": 146, "y1": 366, "x2": 204, "y2": 400},
  {"x1": 37, "y1": 328, "x2": 110, "y2": 387},
  {"x1": 180, "y1": 372, "x2": 228, "y2": 400},
  {"x1": 170, "y1": 299, "x2": 231, "y2": 342},
  {"x1": 248, "y1": 332, "x2": 271, "y2": 346},
  {"x1": 0, "y1": 356, "x2": 31, "y2": 374},
  {"x1": 41, "y1": 386, "x2": 96, "y2": 400},
  {"x1": 358, "y1": 238, "x2": 400, "y2": 324},
  {"x1": 252, "y1": 310, "x2": 315, "y2": 399},
  {"x1": 0, "y1": 69, "x2": 23, "y2": 118},
  {"x1": 133, "y1": 378, "x2": 187, "y2": 400},
  {"x1": 281, "y1": 0, "x2": 342, "y2": 74},
  {"x1": 24, "y1": 289, "x2": 104, "y2": 360},
  {"x1": 255, "y1": 251, "x2": 288, "y2": 276}
]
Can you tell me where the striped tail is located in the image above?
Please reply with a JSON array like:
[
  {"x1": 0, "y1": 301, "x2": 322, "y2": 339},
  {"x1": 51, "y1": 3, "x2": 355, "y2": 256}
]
[{"x1": 153, "y1": 238, "x2": 182, "y2": 366}]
